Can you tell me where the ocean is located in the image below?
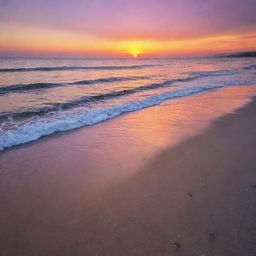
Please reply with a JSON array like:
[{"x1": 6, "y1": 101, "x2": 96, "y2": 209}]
[{"x1": 0, "y1": 57, "x2": 256, "y2": 151}]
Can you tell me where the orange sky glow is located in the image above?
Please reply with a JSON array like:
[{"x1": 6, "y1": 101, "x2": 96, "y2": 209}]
[{"x1": 0, "y1": 0, "x2": 255, "y2": 58}]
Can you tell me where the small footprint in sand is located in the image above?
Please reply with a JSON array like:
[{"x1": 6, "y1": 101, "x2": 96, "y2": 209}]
[
  {"x1": 208, "y1": 233, "x2": 216, "y2": 241},
  {"x1": 187, "y1": 192, "x2": 193, "y2": 197},
  {"x1": 172, "y1": 242, "x2": 182, "y2": 249},
  {"x1": 170, "y1": 240, "x2": 182, "y2": 249}
]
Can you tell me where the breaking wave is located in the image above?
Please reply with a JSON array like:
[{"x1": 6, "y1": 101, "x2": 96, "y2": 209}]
[
  {"x1": 1, "y1": 79, "x2": 256, "y2": 151},
  {"x1": 0, "y1": 76, "x2": 149, "y2": 94},
  {"x1": 0, "y1": 76, "x2": 197, "y2": 120}
]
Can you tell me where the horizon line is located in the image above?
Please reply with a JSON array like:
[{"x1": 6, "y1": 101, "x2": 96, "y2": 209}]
[{"x1": 1, "y1": 50, "x2": 255, "y2": 60}]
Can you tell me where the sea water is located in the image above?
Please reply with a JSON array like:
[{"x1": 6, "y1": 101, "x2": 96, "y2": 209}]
[{"x1": 0, "y1": 57, "x2": 255, "y2": 151}]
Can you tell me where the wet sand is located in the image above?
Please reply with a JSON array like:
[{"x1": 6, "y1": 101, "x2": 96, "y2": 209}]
[{"x1": 0, "y1": 97, "x2": 256, "y2": 255}]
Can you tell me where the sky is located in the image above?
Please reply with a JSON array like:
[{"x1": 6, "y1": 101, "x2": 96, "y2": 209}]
[{"x1": 0, "y1": 0, "x2": 255, "y2": 57}]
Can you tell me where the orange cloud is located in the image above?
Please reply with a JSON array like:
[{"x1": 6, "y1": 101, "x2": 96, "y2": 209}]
[{"x1": 0, "y1": 24, "x2": 255, "y2": 57}]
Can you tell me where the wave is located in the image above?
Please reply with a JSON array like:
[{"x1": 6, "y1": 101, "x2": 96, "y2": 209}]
[
  {"x1": 0, "y1": 64, "x2": 159, "y2": 73},
  {"x1": 0, "y1": 69, "x2": 239, "y2": 95},
  {"x1": 243, "y1": 64, "x2": 256, "y2": 70},
  {"x1": 0, "y1": 76, "x2": 197, "y2": 120},
  {"x1": 0, "y1": 79, "x2": 256, "y2": 151},
  {"x1": 190, "y1": 70, "x2": 237, "y2": 77},
  {"x1": 0, "y1": 76, "x2": 150, "y2": 95}
]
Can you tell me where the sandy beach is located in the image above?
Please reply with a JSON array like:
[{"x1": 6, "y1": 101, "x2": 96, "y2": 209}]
[
  {"x1": 0, "y1": 88, "x2": 255, "y2": 255},
  {"x1": 1, "y1": 0, "x2": 256, "y2": 255}
]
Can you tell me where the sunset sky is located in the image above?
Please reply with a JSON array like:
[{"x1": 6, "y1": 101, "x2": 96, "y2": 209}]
[{"x1": 0, "y1": 0, "x2": 255, "y2": 58}]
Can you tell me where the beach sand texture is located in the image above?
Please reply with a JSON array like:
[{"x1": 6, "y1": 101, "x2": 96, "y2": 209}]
[{"x1": 0, "y1": 97, "x2": 256, "y2": 256}]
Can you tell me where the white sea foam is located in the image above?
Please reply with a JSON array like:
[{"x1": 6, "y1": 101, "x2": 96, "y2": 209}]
[{"x1": 0, "y1": 79, "x2": 256, "y2": 152}]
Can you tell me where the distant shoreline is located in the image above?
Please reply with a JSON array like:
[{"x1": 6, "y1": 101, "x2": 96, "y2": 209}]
[{"x1": 218, "y1": 51, "x2": 256, "y2": 58}]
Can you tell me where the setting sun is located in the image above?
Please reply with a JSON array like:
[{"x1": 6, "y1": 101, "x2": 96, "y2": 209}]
[
  {"x1": 1, "y1": 1, "x2": 256, "y2": 255},
  {"x1": 129, "y1": 49, "x2": 140, "y2": 57}
]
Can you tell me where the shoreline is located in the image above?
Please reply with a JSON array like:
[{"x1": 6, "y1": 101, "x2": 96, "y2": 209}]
[
  {"x1": 98, "y1": 97, "x2": 256, "y2": 255},
  {"x1": 0, "y1": 92, "x2": 256, "y2": 255},
  {"x1": 1, "y1": 82, "x2": 256, "y2": 153},
  {"x1": 0, "y1": 85, "x2": 255, "y2": 156}
]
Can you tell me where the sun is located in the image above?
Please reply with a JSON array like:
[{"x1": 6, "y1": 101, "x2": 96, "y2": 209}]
[{"x1": 129, "y1": 49, "x2": 140, "y2": 58}]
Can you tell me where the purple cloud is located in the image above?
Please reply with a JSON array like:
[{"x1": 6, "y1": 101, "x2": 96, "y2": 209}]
[{"x1": 0, "y1": 0, "x2": 256, "y2": 40}]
